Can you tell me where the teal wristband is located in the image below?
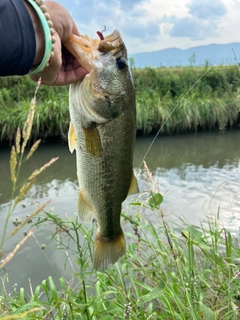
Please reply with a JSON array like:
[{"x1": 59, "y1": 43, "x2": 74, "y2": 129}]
[{"x1": 27, "y1": 0, "x2": 54, "y2": 75}]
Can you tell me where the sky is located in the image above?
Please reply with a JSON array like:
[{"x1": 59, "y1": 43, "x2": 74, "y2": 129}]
[{"x1": 56, "y1": 0, "x2": 240, "y2": 54}]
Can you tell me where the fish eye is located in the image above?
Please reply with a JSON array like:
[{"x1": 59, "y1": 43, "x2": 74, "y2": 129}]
[{"x1": 116, "y1": 58, "x2": 127, "y2": 70}]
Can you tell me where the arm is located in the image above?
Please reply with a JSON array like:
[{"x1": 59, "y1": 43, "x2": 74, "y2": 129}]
[
  {"x1": 0, "y1": 0, "x2": 36, "y2": 76},
  {"x1": 0, "y1": 0, "x2": 88, "y2": 86}
]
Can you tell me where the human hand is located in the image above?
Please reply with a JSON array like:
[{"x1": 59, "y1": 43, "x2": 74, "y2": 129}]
[{"x1": 29, "y1": 1, "x2": 88, "y2": 86}]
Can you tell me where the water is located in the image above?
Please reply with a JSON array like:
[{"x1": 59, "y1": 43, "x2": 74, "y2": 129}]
[{"x1": 1, "y1": 130, "x2": 240, "y2": 291}]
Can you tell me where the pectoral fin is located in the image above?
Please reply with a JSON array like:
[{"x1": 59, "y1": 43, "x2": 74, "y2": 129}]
[
  {"x1": 68, "y1": 121, "x2": 76, "y2": 153},
  {"x1": 82, "y1": 123, "x2": 102, "y2": 157},
  {"x1": 78, "y1": 190, "x2": 94, "y2": 220},
  {"x1": 128, "y1": 171, "x2": 139, "y2": 196}
]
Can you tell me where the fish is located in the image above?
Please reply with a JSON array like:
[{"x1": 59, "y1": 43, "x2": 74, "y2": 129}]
[{"x1": 64, "y1": 30, "x2": 139, "y2": 271}]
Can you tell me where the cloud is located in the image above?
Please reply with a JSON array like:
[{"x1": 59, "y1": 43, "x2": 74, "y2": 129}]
[
  {"x1": 67, "y1": 0, "x2": 161, "y2": 43},
  {"x1": 127, "y1": 0, "x2": 228, "y2": 43},
  {"x1": 117, "y1": 0, "x2": 140, "y2": 8},
  {"x1": 120, "y1": 21, "x2": 160, "y2": 38},
  {"x1": 167, "y1": 0, "x2": 227, "y2": 40},
  {"x1": 188, "y1": 0, "x2": 227, "y2": 19},
  {"x1": 56, "y1": 0, "x2": 240, "y2": 53},
  {"x1": 170, "y1": 17, "x2": 221, "y2": 40},
  {"x1": 134, "y1": 0, "x2": 189, "y2": 21}
]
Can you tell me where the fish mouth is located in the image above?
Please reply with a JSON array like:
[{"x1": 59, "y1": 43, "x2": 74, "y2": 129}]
[{"x1": 64, "y1": 30, "x2": 125, "y2": 73}]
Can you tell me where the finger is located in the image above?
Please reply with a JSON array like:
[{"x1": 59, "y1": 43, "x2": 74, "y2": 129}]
[
  {"x1": 72, "y1": 21, "x2": 80, "y2": 37},
  {"x1": 52, "y1": 66, "x2": 88, "y2": 86}
]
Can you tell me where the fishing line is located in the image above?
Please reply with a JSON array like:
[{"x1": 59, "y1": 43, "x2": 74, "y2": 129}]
[
  {"x1": 71, "y1": 6, "x2": 107, "y2": 36},
  {"x1": 139, "y1": 67, "x2": 213, "y2": 169},
  {"x1": 87, "y1": 10, "x2": 107, "y2": 35},
  {"x1": 232, "y1": 48, "x2": 240, "y2": 73}
]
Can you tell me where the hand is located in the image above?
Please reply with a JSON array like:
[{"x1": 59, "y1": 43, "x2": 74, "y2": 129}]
[{"x1": 28, "y1": 1, "x2": 88, "y2": 86}]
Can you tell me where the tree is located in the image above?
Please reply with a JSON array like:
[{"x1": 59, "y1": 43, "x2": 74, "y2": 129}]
[{"x1": 188, "y1": 52, "x2": 196, "y2": 66}]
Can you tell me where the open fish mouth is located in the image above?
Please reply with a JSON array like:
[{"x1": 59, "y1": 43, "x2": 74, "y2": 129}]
[{"x1": 64, "y1": 30, "x2": 126, "y2": 73}]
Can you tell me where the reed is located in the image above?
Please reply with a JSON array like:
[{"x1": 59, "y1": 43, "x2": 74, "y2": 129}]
[
  {"x1": 0, "y1": 91, "x2": 69, "y2": 142},
  {"x1": 136, "y1": 89, "x2": 240, "y2": 134},
  {"x1": 1, "y1": 69, "x2": 240, "y2": 319},
  {"x1": 0, "y1": 79, "x2": 58, "y2": 269},
  {"x1": 1, "y1": 161, "x2": 240, "y2": 319},
  {"x1": 1, "y1": 65, "x2": 240, "y2": 143}
]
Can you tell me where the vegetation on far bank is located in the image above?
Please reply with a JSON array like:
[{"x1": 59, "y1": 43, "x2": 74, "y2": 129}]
[{"x1": 1, "y1": 65, "x2": 240, "y2": 143}]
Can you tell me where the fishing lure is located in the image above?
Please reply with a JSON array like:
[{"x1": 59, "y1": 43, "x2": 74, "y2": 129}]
[{"x1": 97, "y1": 31, "x2": 104, "y2": 40}]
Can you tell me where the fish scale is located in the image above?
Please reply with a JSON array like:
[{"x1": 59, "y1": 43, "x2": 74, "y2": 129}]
[{"x1": 64, "y1": 30, "x2": 139, "y2": 271}]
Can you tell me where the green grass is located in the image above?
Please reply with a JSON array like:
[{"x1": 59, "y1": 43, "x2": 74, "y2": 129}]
[
  {"x1": 1, "y1": 70, "x2": 240, "y2": 319},
  {"x1": 0, "y1": 88, "x2": 69, "y2": 142},
  {"x1": 1, "y1": 88, "x2": 240, "y2": 319},
  {"x1": 136, "y1": 89, "x2": 240, "y2": 134},
  {"x1": 1, "y1": 195, "x2": 240, "y2": 319},
  {"x1": 1, "y1": 65, "x2": 240, "y2": 142}
]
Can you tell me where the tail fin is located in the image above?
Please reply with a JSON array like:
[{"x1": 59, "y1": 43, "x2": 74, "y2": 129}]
[{"x1": 93, "y1": 229, "x2": 126, "y2": 271}]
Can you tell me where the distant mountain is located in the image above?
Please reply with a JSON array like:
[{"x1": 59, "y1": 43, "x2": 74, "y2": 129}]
[{"x1": 129, "y1": 43, "x2": 240, "y2": 68}]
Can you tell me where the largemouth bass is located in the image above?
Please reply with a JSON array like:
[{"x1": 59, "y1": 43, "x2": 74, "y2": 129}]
[{"x1": 64, "y1": 30, "x2": 139, "y2": 271}]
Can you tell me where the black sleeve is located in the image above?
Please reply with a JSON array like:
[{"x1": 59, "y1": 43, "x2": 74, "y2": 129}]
[{"x1": 0, "y1": 0, "x2": 36, "y2": 76}]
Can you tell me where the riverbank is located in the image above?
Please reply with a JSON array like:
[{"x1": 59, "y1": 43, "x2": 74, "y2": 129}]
[
  {"x1": 0, "y1": 65, "x2": 240, "y2": 143},
  {"x1": 2, "y1": 210, "x2": 240, "y2": 319}
]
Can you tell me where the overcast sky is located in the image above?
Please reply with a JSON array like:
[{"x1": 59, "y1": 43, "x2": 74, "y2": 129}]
[{"x1": 57, "y1": 0, "x2": 240, "y2": 54}]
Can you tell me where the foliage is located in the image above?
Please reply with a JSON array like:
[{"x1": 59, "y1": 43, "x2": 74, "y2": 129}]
[
  {"x1": 1, "y1": 151, "x2": 240, "y2": 318},
  {"x1": 134, "y1": 65, "x2": 240, "y2": 134},
  {"x1": 1, "y1": 67, "x2": 240, "y2": 319},
  {"x1": 0, "y1": 79, "x2": 58, "y2": 266},
  {"x1": 1, "y1": 65, "x2": 240, "y2": 142},
  {"x1": 0, "y1": 77, "x2": 69, "y2": 142},
  {"x1": 1, "y1": 195, "x2": 240, "y2": 319}
]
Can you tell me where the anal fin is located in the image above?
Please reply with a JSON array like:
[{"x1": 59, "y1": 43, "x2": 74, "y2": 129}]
[
  {"x1": 78, "y1": 190, "x2": 94, "y2": 220},
  {"x1": 127, "y1": 171, "x2": 139, "y2": 196}
]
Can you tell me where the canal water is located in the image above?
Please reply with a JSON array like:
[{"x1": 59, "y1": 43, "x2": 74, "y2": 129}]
[{"x1": 0, "y1": 130, "x2": 240, "y2": 291}]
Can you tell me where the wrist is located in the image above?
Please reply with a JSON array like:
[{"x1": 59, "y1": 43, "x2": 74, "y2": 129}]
[
  {"x1": 22, "y1": 0, "x2": 45, "y2": 65},
  {"x1": 23, "y1": 0, "x2": 55, "y2": 75}
]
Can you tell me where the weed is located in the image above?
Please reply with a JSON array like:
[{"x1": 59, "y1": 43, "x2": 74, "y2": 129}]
[
  {"x1": 1, "y1": 66, "x2": 240, "y2": 142},
  {"x1": 0, "y1": 78, "x2": 58, "y2": 272},
  {"x1": 1, "y1": 158, "x2": 240, "y2": 319}
]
